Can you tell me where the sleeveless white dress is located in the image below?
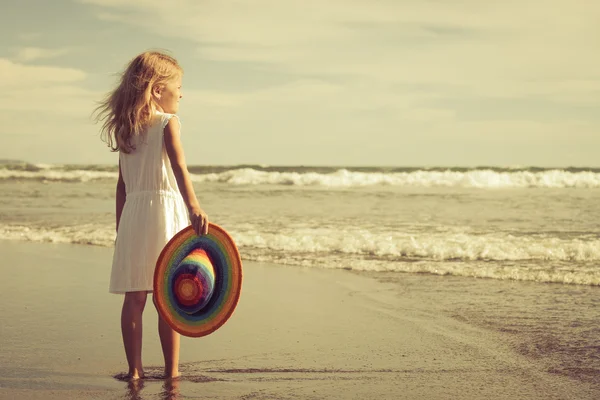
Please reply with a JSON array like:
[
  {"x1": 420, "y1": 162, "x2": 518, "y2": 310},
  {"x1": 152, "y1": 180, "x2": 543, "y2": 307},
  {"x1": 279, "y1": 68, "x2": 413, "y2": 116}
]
[{"x1": 109, "y1": 111, "x2": 190, "y2": 294}]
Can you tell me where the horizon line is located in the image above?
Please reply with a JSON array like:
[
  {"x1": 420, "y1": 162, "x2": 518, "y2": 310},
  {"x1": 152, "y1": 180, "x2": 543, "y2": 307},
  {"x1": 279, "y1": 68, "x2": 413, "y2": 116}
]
[{"x1": 2, "y1": 159, "x2": 600, "y2": 170}]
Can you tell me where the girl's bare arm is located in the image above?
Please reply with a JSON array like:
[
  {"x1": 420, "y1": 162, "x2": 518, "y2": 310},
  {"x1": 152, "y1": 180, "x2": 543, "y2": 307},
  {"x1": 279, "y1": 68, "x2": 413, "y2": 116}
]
[{"x1": 163, "y1": 116, "x2": 209, "y2": 235}]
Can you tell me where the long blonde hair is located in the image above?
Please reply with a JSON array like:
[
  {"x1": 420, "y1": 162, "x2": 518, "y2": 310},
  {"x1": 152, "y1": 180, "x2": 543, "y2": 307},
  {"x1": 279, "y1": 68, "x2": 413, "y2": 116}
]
[{"x1": 94, "y1": 51, "x2": 183, "y2": 153}]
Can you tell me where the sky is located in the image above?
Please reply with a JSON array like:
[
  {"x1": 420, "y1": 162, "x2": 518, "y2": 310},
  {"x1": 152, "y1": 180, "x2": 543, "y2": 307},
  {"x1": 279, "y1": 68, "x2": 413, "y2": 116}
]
[{"x1": 1, "y1": 0, "x2": 599, "y2": 167}]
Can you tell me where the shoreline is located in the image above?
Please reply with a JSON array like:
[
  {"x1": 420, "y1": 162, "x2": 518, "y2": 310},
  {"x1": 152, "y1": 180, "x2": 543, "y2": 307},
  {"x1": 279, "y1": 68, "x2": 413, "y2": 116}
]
[{"x1": 1, "y1": 240, "x2": 598, "y2": 399}]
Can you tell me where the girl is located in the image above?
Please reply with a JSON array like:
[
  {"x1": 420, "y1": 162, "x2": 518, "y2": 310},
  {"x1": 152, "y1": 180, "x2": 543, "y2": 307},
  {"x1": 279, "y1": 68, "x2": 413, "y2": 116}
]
[{"x1": 94, "y1": 51, "x2": 209, "y2": 380}]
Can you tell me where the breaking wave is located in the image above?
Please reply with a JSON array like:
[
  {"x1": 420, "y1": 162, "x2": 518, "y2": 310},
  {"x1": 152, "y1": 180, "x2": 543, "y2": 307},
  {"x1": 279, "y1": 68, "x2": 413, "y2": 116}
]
[
  {"x1": 3, "y1": 163, "x2": 600, "y2": 188},
  {"x1": 3, "y1": 223, "x2": 600, "y2": 285}
]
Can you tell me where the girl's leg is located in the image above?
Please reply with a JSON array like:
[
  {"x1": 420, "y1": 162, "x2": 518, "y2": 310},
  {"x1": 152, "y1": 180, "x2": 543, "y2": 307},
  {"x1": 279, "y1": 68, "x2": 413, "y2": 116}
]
[
  {"x1": 121, "y1": 291, "x2": 148, "y2": 379},
  {"x1": 156, "y1": 297, "x2": 180, "y2": 378}
]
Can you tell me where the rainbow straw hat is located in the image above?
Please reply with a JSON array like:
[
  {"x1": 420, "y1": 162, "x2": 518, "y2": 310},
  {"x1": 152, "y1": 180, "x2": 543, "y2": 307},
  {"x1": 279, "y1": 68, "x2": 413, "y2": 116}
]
[{"x1": 153, "y1": 223, "x2": 242, "y2": 337}]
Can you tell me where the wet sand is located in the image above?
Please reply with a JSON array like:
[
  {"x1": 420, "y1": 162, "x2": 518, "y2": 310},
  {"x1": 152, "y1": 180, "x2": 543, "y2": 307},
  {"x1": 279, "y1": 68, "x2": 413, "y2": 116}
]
[{"x1": 0, "y1": 240, "x2": 597, "y2": 399}]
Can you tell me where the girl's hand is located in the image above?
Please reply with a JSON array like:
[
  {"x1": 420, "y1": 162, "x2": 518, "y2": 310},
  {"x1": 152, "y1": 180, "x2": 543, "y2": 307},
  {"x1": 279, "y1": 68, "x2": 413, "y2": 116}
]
[{"x1": 190, "y1": 207, "x2": 209, "y2": 236}]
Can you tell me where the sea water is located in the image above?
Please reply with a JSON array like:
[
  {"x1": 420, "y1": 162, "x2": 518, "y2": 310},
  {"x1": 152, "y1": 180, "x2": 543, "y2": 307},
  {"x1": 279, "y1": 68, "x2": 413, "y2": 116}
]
[{"x1": 2, "y1": 163, "x2": 600, "y2": 285}]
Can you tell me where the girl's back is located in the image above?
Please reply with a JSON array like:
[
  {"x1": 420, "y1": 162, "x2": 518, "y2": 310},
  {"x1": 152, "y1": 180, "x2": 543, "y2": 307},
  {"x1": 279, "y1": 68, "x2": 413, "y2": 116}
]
[{"x1": 119, "y1": 111, "x2": 180, "y2": 196}]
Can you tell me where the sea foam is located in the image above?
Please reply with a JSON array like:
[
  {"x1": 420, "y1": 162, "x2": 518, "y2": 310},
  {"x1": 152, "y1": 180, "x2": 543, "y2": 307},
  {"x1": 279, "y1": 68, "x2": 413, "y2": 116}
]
[
  {"x1": 3, "y1": 165, "x2": 600, "y2": 188},
  {"x1": 191, "y1": 168, "x2": 600, "y2": 188},
  {"x1": 3, "y1": 223, "x2": 600, "y2": 285}
]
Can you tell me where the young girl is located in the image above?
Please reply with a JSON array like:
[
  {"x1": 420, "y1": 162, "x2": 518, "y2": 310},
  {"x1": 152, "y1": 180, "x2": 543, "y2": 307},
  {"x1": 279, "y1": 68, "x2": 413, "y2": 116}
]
[{"x1": 94, "y1": 51, "x2": 209, "y2": 380}]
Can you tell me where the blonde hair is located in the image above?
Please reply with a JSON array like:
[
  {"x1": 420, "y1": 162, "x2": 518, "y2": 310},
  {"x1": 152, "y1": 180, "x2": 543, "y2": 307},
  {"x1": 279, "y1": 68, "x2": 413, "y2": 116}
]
[{"x1": 94, "y1": 51, "x2": 183, "y2": 153}]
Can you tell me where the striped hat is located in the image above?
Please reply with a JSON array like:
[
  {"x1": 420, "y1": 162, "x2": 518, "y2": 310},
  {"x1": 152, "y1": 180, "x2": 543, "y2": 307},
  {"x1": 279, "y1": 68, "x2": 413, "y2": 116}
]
[{"x1": 153, "y1": 223, "x2": 242, "y2": 337}]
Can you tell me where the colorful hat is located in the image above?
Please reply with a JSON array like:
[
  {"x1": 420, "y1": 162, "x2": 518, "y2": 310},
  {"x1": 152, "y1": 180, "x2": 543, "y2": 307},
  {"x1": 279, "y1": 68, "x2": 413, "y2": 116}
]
[{"x1": 153, "y1": 223, "x2": 242, "y2": 337}]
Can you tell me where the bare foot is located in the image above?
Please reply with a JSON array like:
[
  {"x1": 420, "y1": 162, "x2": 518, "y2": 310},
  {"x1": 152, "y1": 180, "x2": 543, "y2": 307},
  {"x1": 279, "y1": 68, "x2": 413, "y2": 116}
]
[
  {"x1": 114, "y1": 372, "x2": 146, "y2": 381},
  {"x1": 128, "y1": 369, "x2": 146, "y2": 380},
  {"x1": 164, "y1": 371, "x2": 180, "y2": 380}
]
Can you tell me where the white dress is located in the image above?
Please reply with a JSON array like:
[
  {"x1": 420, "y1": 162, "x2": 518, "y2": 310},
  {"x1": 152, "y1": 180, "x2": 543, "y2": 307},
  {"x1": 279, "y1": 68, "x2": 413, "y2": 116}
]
[{"x1": 109, "y1": 111, "x2": 190, "y2": 294}]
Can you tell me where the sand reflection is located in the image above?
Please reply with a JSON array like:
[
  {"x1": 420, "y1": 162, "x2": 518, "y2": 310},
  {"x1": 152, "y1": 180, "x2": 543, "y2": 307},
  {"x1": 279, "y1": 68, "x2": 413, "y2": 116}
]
[
  {"x1": 160, "y1": 378, "x2": 181, "y2": 400},
  {"x1": 125, "y1": 378, "x2": 145, "y2": 400}
]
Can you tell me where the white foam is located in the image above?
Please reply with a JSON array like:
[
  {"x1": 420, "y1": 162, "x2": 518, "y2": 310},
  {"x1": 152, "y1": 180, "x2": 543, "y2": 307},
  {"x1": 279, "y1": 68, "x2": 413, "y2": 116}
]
[
  {"x1": 0, "y1": 168, "x2": 117, "y2": 182},
  {"x1": 343, "y1": 259, "x2": 600, "y2": 286},
  {"x1": 3, "y1": 166, "x2": 600, "y2": 188},
  {"x1": 4, "y1": 223, "x2": 599, "y2": 285},
  {"x1": 192, "y1": 168, "x2": 600, "y2": 188},
  {"x1": 0, "y1": 224, "x2": 115, "y2": 246},
  {"x1": 230, "y1": 228, "x2": 600, "y2": 262}
]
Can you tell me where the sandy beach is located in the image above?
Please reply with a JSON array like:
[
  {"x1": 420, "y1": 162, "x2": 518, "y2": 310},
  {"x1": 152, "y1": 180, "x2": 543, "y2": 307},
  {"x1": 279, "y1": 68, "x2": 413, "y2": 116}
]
[{"x1": 0, "y1": 239, "x2": 598, "y2": 400}]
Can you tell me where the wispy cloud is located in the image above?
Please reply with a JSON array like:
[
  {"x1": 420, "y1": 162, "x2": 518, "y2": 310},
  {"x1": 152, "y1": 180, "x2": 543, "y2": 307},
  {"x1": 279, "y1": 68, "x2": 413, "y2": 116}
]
[
  {"x1": 0, "y1": 58, "x2": 85, "y2": 87},
  {"x1": 0, "y1": 58, "x2": 96, "y2": 116},
  {"x1": 77, "y1": 1, "x2": 600, "y2": 153},
  {"x1": 78, "y1": 0, "x2": 600, "y2": 98},
  {"x1": 2, "y1": 0, "x2": 596, "y2": 165},
  {"x1": 13, "y1": 47, "x2": 71, "y2": 62},
  {"x1": 16, "y1": 32, "x2": 43, "y2": 42}
]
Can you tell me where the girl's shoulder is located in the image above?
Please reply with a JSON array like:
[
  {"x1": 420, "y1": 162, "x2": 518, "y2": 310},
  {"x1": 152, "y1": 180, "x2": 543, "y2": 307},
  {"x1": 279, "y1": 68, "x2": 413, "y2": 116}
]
[{"x1": 155, "y1": 111, "x2": 181, "y2": 130}]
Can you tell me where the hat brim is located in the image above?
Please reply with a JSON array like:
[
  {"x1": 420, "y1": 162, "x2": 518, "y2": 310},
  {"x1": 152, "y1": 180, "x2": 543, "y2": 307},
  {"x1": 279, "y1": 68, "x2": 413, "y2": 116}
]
[{"x1": 153, "y1": 223, "x2": 243, "y2": 337}]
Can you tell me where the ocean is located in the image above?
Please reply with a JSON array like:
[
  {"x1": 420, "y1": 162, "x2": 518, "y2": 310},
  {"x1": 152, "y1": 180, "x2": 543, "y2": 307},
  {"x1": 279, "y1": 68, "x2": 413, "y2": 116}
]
[
  {"x1": 2, "y1": 162, "x2": 600, "y2": 285},
  {"x1": 2, "y1": 162, "x2": 600, "y2": 389}
]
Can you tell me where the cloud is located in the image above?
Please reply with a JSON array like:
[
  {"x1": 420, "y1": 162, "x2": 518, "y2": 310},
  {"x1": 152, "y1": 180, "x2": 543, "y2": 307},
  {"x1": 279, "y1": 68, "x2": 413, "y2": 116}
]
[
  {"x1": 13, "y1": 47, "x2": 71, "y2": 62},
  {"x1": 0, "y1": 85, "x2": 99, "y2": 117},
  {"x1": 16, "y1": 32, "x2": 43, "y2": 42},
  {"x1": 182, "y1": 78, "x2": 445, "y2": 118},
  {"x1": 55, "y1": 0, "x2": 600, "y2": 166},
  {"x1": 77, "y1": 0, "x2": 600, "y2": 104},
  {"x1": 0, "y1": 58, "x2": 85, "y2": 87},
  {"x1": 0, "y1": 59, "x2": 97, "y2": 117}
]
